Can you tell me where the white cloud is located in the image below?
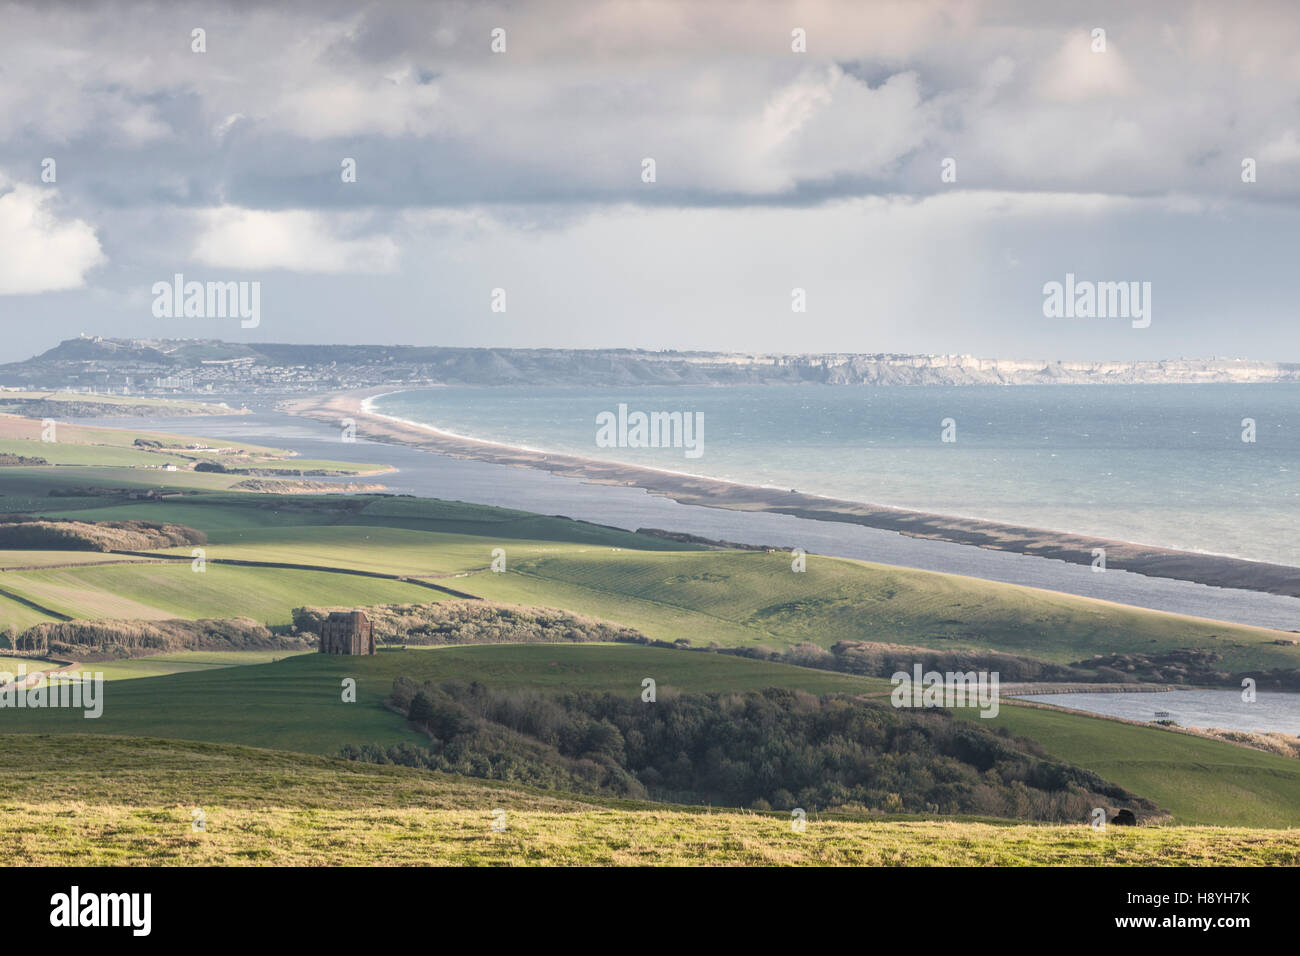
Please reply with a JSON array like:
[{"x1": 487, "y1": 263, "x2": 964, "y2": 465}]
[
  {"x1": 1260, "y1": 130, "x2": 1300, "y2": 163},
  {"x1": 0, "y1": 178, "x2": 105, "y2": 294},
  {"x1": 3, "y1": 1, "x2": 1300, "y2": 203},
  {"x1": 0, "y1": 1, "x2": 1298, "y2": 365},
  {"x1": 1037, "y1": 33, "x2": 1134, "y2": 102},
  {"x1": 191, "y1": 207, "x2": 400, "y2": 273},
  {"x1": 741, "y1": 67, "x2": 934, "y2": 191}
]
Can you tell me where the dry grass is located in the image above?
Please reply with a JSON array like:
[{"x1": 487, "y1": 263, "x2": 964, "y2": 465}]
[{"x1": 2, "y1": 735, "x2": 1296, "y2": 866}]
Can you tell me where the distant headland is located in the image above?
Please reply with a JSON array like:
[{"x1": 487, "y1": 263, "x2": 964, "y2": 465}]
[{"x1": 1, "y1": 337, "x2": 1297, "y2": 394}]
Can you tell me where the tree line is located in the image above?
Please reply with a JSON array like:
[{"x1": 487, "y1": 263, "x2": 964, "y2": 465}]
[{"x1": 341, "y1": 679, "x2": 1155, "y2": 822}]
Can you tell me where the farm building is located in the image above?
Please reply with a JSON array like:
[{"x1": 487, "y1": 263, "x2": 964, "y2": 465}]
[{"x1": 319, "y1": 610, "x2": 376, "y2": 656}]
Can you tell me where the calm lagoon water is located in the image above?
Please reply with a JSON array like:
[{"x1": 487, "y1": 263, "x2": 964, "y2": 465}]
[{"x1": 1014, "y1": 689, "x2": 1300, "y2": 736}]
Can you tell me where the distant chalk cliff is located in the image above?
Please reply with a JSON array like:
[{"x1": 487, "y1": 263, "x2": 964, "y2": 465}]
[{"x1": 1, "y1": 337, "x2": 1296, "y2": 393}]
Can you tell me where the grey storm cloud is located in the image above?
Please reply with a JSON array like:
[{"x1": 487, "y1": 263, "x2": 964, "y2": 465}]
[
  {"x1": 1, "y1": 0, "x2": 1299, "y2": 363},
  {"x1": 5, "y1": 0, "x2": 1300, "y2": 209}
]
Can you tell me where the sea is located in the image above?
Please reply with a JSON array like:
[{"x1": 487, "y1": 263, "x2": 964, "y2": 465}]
[{"x1": 372, "y1": 383, "x2": 1300, "y2": 568}]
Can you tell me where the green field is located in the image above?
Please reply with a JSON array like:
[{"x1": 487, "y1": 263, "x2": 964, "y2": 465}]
[
  {"x1": 11, "y1": 490, "x2": 1295, "y2": 673},
  {"x1": 0, "y1": 592, "x2": 63, "y2": 631},
  {"x1": 971, "y1": 703, "x2": 1300, "y2": 828},
  {"x1": 0, "y1": 437, "x2": 190, "y2": 468},
  {"x1": 3, "y1": 459, "x2": 1299, "y2": 858},
  {"x1": 0, "y1": 412, "x2": 285, "y2": 458},
  {"x1": 0, "y1": 655, "x2": 54, "y2": 671},
  {"x1": 150, "y1": 526, "x2": 659, "y2": 578},
  {"x1": 0, "y1": 562, "x2": 443, "y2": 624},
  {"x1": 465, "y1": 549, "x2": 1300, "y2": 669},
  {"x1": 82, "y1": 649, "x2": 314, "y2": 681},
  {"x1": 0, "y1": 550, "x2": 156, "y2": 570},
  {"x1": 31, "y1": 494, "x2": 689, "y2": 548},
  {"x1": 0, "y1": 649, "x2": 304, "y2": 680},
  {"x1": 0, "y1": 644, "x2": 888, "y2": 754},
  {"x1": 0, "y1": 390, "x2": 239, "y2": 415},
  {"x1": 0, "y1": 465, "x2": 245, "y2": 505},
  {"x1": 0, "y1": 410, "x2": 385, "y2": 492},
  {"x1": 0, "y1": 736, "x2": 1295, "y2": 866},
  {"x1": 4, "y1": 640, "x2": 1298, "y2": 827}
]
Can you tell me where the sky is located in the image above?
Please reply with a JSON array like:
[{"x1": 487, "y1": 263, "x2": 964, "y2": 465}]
[{"x1": 1, "y1": 0, "x2": 1299, "y2": 363}]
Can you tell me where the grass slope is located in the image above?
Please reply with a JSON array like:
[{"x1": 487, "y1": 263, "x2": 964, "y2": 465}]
[
  {"x1": 0, "y1": 391, "x2": 236, "y2": 415},
  {"x1": 0, "y1": 414, "x2": 377, "y2": 475},
  {"x1": 0, "y1": 563, "x2": 440, "y2": 623},
  {"x1": 16, "y1": 486, "x2": 1294, "y2": 672},
  {"x1": 0, "y1": 644, "x2": 887, "y2": 754},
  {"x1": 467, "y1": 550, "x2": 1300, "y2": 669},
  {"x1": 970, "y1": 704, "x2": 1300, "y2": 828},
  {"x1": 0, "y1": 438, "x2": 189, "y2": 468},
  {"x1": 5, "y1": 642, "x2": 1298, "y2": 827},
  {"x1": 1, "y1": 736, "x2": 1295, "y2": 866},
  {"x1": 3, "y1": 479, "x2": 1299, "y2": 833},
  {"x1": 85, "y1": 649, "x2": 314, "y2": 681},
  {"x1": 0, "y1": 592, "x2": 61, "y2": 630},
  {"x1": 150, "y1": 527, "x2": 656, "y2": 578}
]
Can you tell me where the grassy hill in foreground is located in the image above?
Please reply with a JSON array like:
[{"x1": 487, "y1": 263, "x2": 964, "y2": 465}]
[
  {"x1": 2, "y1": 735, "x2": 1296, "y2": 866},
  {"x1": 3, "y1": 476, "x2": 1299, "y2": 833},
  {"x1": 0, "y1": 644, "x2": 887, "y2": 754},
  {"x1": 5, "y1": 643, "x2": 1300, "y2": 827}
]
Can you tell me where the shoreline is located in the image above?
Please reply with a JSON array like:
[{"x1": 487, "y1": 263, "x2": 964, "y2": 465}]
[
  {"x1": 356, "y1": 396, "x2": 1256, "y2": 560},
  {"x1": 284, "y1": 388, "x2": 1300, "y2": 602}
]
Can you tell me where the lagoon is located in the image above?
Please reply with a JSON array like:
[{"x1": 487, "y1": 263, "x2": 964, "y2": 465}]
[{"x1": 1014, "y1": 688, "x2": 1300, "y2": 735}]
